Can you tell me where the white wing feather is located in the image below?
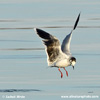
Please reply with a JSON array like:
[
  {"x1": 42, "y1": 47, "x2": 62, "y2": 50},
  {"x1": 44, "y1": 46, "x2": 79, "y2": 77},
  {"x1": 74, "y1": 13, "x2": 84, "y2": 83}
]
[{"x1": 61, "y1": 31, "x2": 72, "y2": 55}]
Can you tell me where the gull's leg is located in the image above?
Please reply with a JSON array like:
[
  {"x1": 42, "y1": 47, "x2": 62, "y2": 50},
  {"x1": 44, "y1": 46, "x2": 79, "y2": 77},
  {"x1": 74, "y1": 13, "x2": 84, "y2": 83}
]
[
  {"x1": 63, "y1": 68, "x2": 68, "y2": 77},
  {"x1": 58, "y1": 68, "x2": 63, "y2": 78}
]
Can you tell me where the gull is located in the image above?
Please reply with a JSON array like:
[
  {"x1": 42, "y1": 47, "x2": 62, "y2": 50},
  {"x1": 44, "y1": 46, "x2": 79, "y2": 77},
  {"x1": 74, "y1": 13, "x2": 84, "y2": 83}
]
[{"x1": 34, "y1": 13, "x2": 80, "y2": 78}]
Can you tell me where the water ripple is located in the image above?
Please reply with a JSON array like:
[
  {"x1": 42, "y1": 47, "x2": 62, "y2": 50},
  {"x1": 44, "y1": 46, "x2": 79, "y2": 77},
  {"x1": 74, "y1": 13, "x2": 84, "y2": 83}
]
[
  {"x1": 0, "y1": 26, "x2": 100, "y2": 30},
  {"x1": 0, "y1": 89, "x2": 41, "y2": 92},
  {"x1": 0, "y1": 48, "x2": 44, "y2": 51}
]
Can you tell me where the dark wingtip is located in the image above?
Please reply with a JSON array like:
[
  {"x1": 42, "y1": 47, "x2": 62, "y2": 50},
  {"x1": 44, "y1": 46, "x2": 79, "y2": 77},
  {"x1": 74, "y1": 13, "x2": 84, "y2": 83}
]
[
  {"x1": 34, "y1": 28, "x2": 52, "y2": 40},
  {"x1": 73, "y1": 12, "x2": 81, "y2": 30}
]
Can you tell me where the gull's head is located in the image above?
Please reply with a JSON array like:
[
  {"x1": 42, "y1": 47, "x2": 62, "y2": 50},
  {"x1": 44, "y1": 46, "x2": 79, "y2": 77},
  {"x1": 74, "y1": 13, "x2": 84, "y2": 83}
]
[{"x1": 70, "y1": 57, "x2": 76, "y2": 70}]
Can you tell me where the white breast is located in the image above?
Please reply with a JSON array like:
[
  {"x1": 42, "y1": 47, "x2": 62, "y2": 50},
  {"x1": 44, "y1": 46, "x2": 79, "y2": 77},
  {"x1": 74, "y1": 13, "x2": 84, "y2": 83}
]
[{"x1": 54, "y1": 59, "x2": 70, "y2": 68}]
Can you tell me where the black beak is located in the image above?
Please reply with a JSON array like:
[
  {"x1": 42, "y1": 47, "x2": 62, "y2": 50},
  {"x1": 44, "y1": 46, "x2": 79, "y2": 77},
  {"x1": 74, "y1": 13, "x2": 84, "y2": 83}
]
[{"x1": 72, "y1": 66, "x2": 74, "y2": 70}]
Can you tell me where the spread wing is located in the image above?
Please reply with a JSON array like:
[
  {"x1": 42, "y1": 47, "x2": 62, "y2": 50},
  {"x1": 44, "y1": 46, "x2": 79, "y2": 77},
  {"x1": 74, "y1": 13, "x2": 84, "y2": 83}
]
[
  {"x1": 34, "y1": 28, "x2": 64, "y2": 66},
  {"x1": 61, "y1": 13, "x2": 81, "y2": 55}
]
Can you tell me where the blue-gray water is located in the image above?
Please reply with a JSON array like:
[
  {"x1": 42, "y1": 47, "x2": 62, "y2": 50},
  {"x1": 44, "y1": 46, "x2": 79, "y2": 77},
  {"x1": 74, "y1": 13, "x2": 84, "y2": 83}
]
[{"x1": 0, "y1": 0, "x2": 100, "y2": 100}]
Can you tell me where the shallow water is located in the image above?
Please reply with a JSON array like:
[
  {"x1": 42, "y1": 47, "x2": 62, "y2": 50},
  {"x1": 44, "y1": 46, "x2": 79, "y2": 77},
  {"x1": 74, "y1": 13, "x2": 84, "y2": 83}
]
[{"x1": 0, "y1": 0, "x2": 100, "y2": 100}]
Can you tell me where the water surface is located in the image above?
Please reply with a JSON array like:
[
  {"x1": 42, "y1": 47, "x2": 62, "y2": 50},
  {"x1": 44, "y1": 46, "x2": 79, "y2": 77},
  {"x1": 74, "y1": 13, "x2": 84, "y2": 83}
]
[{"x1": 0, "y1": 0, "x2": 100, "y2": 100}]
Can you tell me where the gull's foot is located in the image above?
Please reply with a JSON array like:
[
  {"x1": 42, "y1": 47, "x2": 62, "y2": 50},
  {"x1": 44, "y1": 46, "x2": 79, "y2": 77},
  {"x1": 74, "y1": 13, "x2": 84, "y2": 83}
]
[
  {"x1": 61, "y1": 72, "x2": 63, "y2": 78},
  {"x1": 66, "y1": 71, "x2": 68, "y2": 77},
  {"x1": 63, "y1": 68, "x2": 68, "y2": 77},
  {"x1": 58, "y1": 68, "x2": 63, "y2": 78}
]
